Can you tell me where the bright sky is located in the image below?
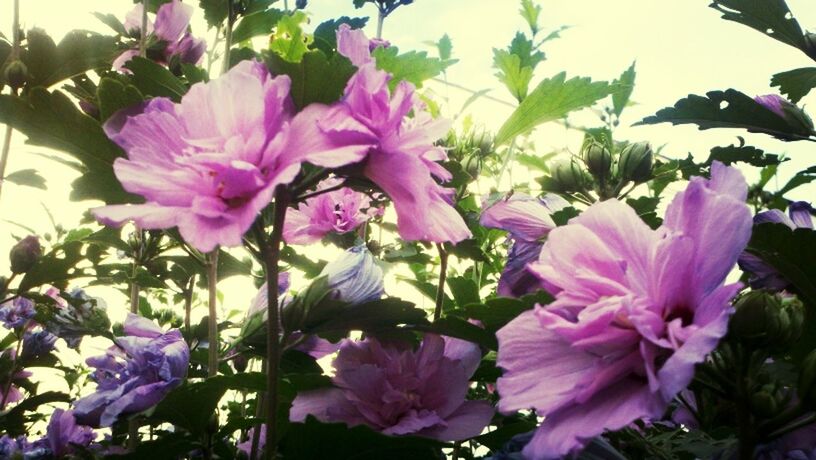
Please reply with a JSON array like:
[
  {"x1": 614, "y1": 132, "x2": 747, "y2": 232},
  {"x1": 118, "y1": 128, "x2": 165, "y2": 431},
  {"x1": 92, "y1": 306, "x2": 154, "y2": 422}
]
[{"x1": 1, "y1": 0, "x2": 815, "y2": 408}]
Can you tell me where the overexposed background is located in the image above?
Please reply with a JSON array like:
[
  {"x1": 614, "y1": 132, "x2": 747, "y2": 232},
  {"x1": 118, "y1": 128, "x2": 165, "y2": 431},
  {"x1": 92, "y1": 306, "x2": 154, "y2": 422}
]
[{"x1": 1, "y1": 0, "x2": 815, "y2": 424}]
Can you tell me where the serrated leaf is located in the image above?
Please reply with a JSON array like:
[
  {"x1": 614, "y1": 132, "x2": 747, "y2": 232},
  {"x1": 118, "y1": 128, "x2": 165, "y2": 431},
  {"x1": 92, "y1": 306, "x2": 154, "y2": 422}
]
[
  {"x1": 636, "y1": 89, "x2": 814, "y2": 142},
  {"x1": 705, "y1": 142, "x2": 783, "y2": 167},
  {"x1": 411, "y1": 315, "x2": 497, "y2": 350},
  {"x1": 269, "y1": 11, "x2": 311, "y2": 63},
  {"x1": 92, "y1": 12, "x2": 129, "y2": 36},
  {"x1": 710, "y1": 0, "x2": 815, "y2": 59},
  {"x1": 198, "y1": 0, "x2": 228, "y2": 28},
  {"x1": 372, "y1": 46, "x2": 455, "y2": 88},
  {"x1": 232, "y1": 8, "x2": 285, "y2": 43},
  {"x1": 97, "y1": 77, "x2": 144, "y2": 122},
  {"x1": 776, "y1": 164, "x2": 816, "y2": 196},
  {"x1": 21, "y1": 29, "x2": 118, "y2": 89},
  {"x1": 771, "y1": 67, "x2": 816, "y2": 103},
  {"x1": 264, "y1": 49, "x2": 356, "y2": 110},
  {"x1": 311, "y1": 16, "x2": 369, "y2": 56},
  {"x1": 508, "y1": 32, "x2": 544, "y2": 69},
  {"x1": 519, "y1": 0, "x2": 542, "y2": 35},
  {"x1": 612, "y1": 61, "x2": 636, "y2": 117},
  {"x1": 495, "y1": 72, "x2": 617, "y2": 145},
  {"x1": 436, "y1": 33, "x2": 453, "y2": 61},
  {"x1": 124, "y1": 56, "x2": 187, "y2": 101},
  {"x1": 4, "y1": 169, "x2": 46, "y2": 189},
  {"x1": 745, "y1": 223, "x2": 816, "y2": 308},
  {"x1": 493, "y1": 49, "x2": 533, "y2": 102}
]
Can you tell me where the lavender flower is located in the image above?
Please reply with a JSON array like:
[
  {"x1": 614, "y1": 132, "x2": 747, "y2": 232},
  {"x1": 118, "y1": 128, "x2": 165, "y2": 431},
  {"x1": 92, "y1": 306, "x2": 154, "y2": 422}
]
[
  {"x1": 44, "y1": 288, "x2": 110, "y2": 349},
  {"x1": 290, "y1": 334, "x2": 493, "y2": 441},
  {"x1": 755, "y1": 94, "x2": 787, "y2": 118},
  {"x1": 739, "y1": 201, "x2": 814, "y2": 290},
  {"x1": 495, "y1": 162, "x2": 752, "y2": 458},
  {"x1": 0, "y1": 349, "x2": 31, "y2": 408},
  {"x1": 287, "y1": 28, "x2": 470, "y2": 243},
  {"x1": 284, "y1": 179, "x2": 378, "y2": 245},
  {"x1": 21, "y1": 330, "x2": 57, "y2": 360},
  {"x1": 73, "y1": 313, "x2": 189, "y2": 427},
  {"x1": 0, "y1": 297, "x2": 35, "y2": 330},
  {"x1": 36, "y1": 409, "x2": 96, "y2": 457},
  {"x1": 319, "y1": 245, "x2": 385, "y2": 305},
  {"x1": 92, "y1": 60, "x2": 321, "y2": 252},
  {"x1": 480, "y1": 193, "x2": 570, "y2": 297},
  {"x1": 0, "y1": 435, "x2": 30, "y2": 458},
  {"x1": 754, "y1": 94, "x2": 815, "y2": 136}
]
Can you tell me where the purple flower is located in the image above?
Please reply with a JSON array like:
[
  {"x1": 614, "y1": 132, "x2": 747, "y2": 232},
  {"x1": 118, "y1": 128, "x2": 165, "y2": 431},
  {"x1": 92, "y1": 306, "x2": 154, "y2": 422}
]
[
  {"x1": 0, "y1": 349, "x2": 31, "y2": 408},
  {"x1": 92, "y1": 61, "x2": 309, "y2": 253},
  {"x1": 739, "y1": 201, "x2": 814, "y2": 290},
  {"x1": 290, "y1": 334, "x2": 493, "y2": 441},
  {"x1": 21, "y1": 330, "x2": 57, "y2": 359},
  {"x1": 39, "y1": 409, "x2": 96, "y2": 457},
  {"x1": 116, "y1": 0, "x2": 205, "y2": 71},
  {"x1": 237, "y1": 425, "x2": 267, "y2": 457},
  {"x1": 480, "y1": 193, "x2": 570, "y2": 297},
  {"x1": 319, "y1": 245, "x2": 385, "y2": 305},
  {"x1": 754, "y1": 94, "x2": 815, "y2": 135},
  {"x1": 0, "y1": 297, "x2": 35, "y2": 329},
  {"x1": 756, "y1": 419, "x2": 816, "y2": 459},
  {"x1": 337, "y1": 24, "x2": 374, "y2": 67},
  {"x1": 0, "y1": 435, "x2": 29, "y2": 458},
  {"x1": 287, "y1": 30, "x2": 470, "y2": 243},
  {"x1": 73, "y1": 313, "x2": 189, "y2": 427},
  {"x1": 44, "y1": 288, "x2": 110, "y2": 349},
  {"x1": 495, "y1": 162, "x2": 752, "y2": 458},
  {"x1": 284, "y1": 179, "x2": 378, "y2": 245},
  {"x1": 755, "y1": 94, "x2": 787, "y2": 118}
]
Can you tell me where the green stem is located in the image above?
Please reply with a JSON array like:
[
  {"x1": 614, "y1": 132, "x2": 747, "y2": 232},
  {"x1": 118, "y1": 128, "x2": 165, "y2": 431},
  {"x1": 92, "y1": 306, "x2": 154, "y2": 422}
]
[
  {"x1": 376, "y1": 9, "x2": 385, "y2": 39},
  {"x1": 767, "y1": 413, "x2": 816, "y2": 440},
  {"x1": 139, "y1": 0, "x2": 149, "y2": 57},
  {"x1": 221, "y1": 1, "x2": 235, "y2": 74},
  {"x1": 184, "y1": 275, "x2": 195, "y2": 339},
  {"x1": 433, "y1": 244, "x2": 448, "y2": 322},
  {"x1": 262, "y1": 187, "x2": 289, "y2": 459},
  {"x1": 207, "y1": 250, "x2": 219, "y2": 377},
  {"x1": 0, "y1": 0, "x2": 21, "y2": 202}
]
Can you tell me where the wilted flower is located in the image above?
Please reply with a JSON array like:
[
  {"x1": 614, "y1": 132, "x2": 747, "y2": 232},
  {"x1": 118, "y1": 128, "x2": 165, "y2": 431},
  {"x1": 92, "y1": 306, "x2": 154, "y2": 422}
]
[
  {"x1": 35, "y1": 409, "x2": 96, "y2": 458},
  {"x1": 290, "y1": 334, "x2": 493, "y2": 441},
  {"x1": 739, "y1": 201, "x2": 814, "y2": 290},
  {"x1": 116, "y1": 0, "x2": 206, "y2": 71},
  {"x1": 496, "y1": 162, "x2": 752, "y2": 458},
  {"x1": 480, "y1": 193, "x2": 570, "y2": 297},
  {"x1": 21, "y1": 330, "x2": 57, "y2": 360},
  {"x1": 320, "y1": 245, "x2": 385, "y2": 305},
  {"x1": 287, "y1": 28, "x2": 470, "y2": 243},
  {"x1": 92, "y1": 60, "x2": 313, "y2": 252},
  {"x1": 284, "y1": 179, "x2": 378, "y2": 245},
  {"x1": 9, "y1": 235, "x2": 41, "y2": 274},
  {"x1": 0, "y1": 297, "x2": 35, "y2": 330},
  {"x1": 44, "y1": 288, "x2": 110, "y2": 349},
  {"x1": 73, "y1": 313, "x2": 189, "y2": 427}
]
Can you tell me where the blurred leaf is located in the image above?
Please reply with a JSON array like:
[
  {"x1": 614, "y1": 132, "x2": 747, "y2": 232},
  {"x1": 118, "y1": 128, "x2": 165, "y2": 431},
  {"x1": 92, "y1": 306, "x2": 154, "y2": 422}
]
[
  {"x1": 709, "y1": 0, "x2": 815, "y2": 59},
  {"x1": 269, "y1": 12, "x2": 311, "y2": 62},
  {"x1": 111, "y1": 432, "x2": 199, "y2": 459},
  {"x1": 496, "y1": 73, "x2": 617, "y2": 145},
  {"x1": 22, "y1": 29, "x2": 117, "y2": 88},
  {"x1": 612, "y1": 61, "x2": 636, "y2": 117},
  {"x1": 4, "y1": 169, "x2": 46, "y2": 189},
  {"x1": 264, "y1": 49, "x2": 356, "y2": 110},
  {"x1": 303, "y1": 297, "x2": 429, "y2": 337},
  {"x1": 493, "y1": 49, "x2": 533, "y2": 102},
  {"x1": 636, "y1": 89, "x2": 814, "y2": 142},
  {"x1": 771, "y1": 67, "x2": 816, "y2": 103},
  {"x1": 0, "y1": 391, "x2": 70, "y2": 436},
  {"x1": 232, "y1": 8, "x2": 284, "y2": 43},
  {"x1": 311, "y1": 16, "x2": 369, "y2": 55},
  {"x1": 372, "y1": 46, "x2": 455, "y2": 88},
  {"x1": 519, "y1": 0, "x2": 542, "y2": 35},
  {"x1": 124, "y1": 57, "x2": 187, "y2": 101},
  {"x1": 435, "y1": 33, "x2": 453, "y2": 61},
  {"x1": 198, "y1": 0, "x2": 228, "y2": 28},
  {"x1": 92, "y1": 12, "x2": 129, "y2": 36},
  {"x1": 447, "y1": 276, "x2": 480, "y2": 307},
  {"x1": 97, "y1": 77, "x2": 144, "y2": 122},
  {"x1": 775, "y1": 164, "x2": 816, "y2": 196}
]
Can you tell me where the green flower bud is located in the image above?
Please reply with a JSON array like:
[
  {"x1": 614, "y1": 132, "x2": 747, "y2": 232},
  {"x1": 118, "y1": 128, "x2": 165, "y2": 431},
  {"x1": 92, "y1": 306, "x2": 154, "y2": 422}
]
[
  {"x1": 618, "y1": 141, "x2": 654, "y2": 183},
  {"x1": 9, "y1": 236, "x2": 41, "y2": 274},
  {"x1": 548, "y1": 159, "x2": 589, "y2": 193},
  {"x1": 581, "y1": 141, "x2": 612, "y2": 180},
  {"x1": 750, "y1": 390, "x2": 779, "y2": 419},
  {"x1": 799, "y1": 350, "x2": 816, "y2": 410},
  {"x1": 730, "y1": 291, "x2": 804, "y2": 350},
  {"x1": 3, "y1": 60, "x2": 28, "y2": 90},
  {"x1": 461, "y1": 154, "x2": 481, "y2": 178}
]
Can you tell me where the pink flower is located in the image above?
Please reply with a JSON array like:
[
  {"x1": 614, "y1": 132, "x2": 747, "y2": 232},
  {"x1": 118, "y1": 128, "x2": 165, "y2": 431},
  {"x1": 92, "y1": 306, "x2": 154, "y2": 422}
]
[
  {"x1": 495, "y1": 162, "x2": 752, "y2": 458},
  {"x1": 290, "y1": 334, "x2": 493, "y2": 441},
  {"x1": 284, "y1": 179, "x2": 378, "y2": 244},
  {"x1": 93, "y1": 60, "x2": 303, "y2": 252}
]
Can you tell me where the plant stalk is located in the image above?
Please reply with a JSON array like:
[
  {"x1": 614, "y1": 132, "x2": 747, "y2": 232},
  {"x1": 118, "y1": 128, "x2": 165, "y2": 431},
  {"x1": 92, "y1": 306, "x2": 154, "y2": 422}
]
[
  {"x1": 376, "y1": 9, "x2": 385, "y2": 39},
  {"x1": 0, "y1": 0, "x2": 22, "y2": 202},
  {"x1": 433, "y1": 243, "x2": 448, "y2": 321},
  {"x1": 207, "y1": 250, "x2": 219, "y2": 377},
  {"x1": 221, "y1": 1, "x2": 235, "y2": 74},
  {"x1": 139, "y1": 0, "x2": 149, "y2": 57}
]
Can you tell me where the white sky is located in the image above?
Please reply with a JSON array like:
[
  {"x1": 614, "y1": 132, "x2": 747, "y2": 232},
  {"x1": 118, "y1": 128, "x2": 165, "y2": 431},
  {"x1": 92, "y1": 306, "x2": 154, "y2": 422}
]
[{"x1": 1, "y1": 0, "x2": 815, "y2": 410}]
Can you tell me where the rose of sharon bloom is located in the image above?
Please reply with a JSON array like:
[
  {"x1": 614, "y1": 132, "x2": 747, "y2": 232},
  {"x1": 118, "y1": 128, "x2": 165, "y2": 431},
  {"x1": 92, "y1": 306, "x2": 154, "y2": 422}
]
[
  {"x1": 480, "y1": 193, "x2": 570, "y2": 297},
  {"x1": 319, "y1": 245, "x2": 385, "y2": 305},
  {"x1": 496, "y1": 162, "x2": 752, "y2": 458},
  {"x1": 93, "y1": 60, "x2": 306, "y2": 253},
  {"x1": 290, "y1": 334, "x2": 494, "y2": 441},
  {"x1": 73, "y1": 313, "x2": 189, "y2": 427},
  {"x1": 0, "y1": 297, "x2": 36, "y2": 329},
  {"x1": 738, "y1": 201, "x2": 813, "y2": 290},
  {"x1": 37, "y1": 409, "x2": 96, "y2": 458},
  {"x1": 284, "y1": 179, "x2": 378, "y2": 244},
  {"x1": 115, "y1": 0, "x2": 206, "y2": 71},
  {"x1": 286, "y1": 29, "x2": 470, "y2": 243}
]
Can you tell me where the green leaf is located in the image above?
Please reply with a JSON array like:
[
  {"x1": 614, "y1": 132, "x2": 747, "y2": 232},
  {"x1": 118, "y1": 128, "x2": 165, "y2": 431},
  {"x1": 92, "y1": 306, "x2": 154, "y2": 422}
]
[
  {"x1": 269, "y1": 11, "x2": 311, "y2": 63},
  {"x1": 612, "y1": 61, "x2": 636, "y2": 117},
  {"x1": 232, "y1": 8, "x2": 284, "y2": 43},
  {"x1": 493, "y1": 49, "x2": 533, "y2": 102},
  {"x1": 280, "y1": 417, "x2": 444, "y2": 460},
  {"x1": 198, "y1": 0, "x2": 228, "y2": 28},
  {"x1": 97, "y1": 77, "x2": 144, "y2": 122},
  {"x1": 311, "y1": 17, "x2": 369, "y2": 56},
  {"x1": 776, "y1": 164, "x2": 816, "y2": 196},
  {"x1": 264, "y1": 49, "x2": 356, "y2": 110},
  {"x1": 0, "y1": 89, "x2": 132, "y2": 203},
  {"x1": 372, "y1": 46, "x2": 455, "y2": 88},
  {"x1": 705, "y1": 142, "x2": 783, "y2": 167},
  {"x1": 411, "y1": 316, "x2": 497, "y2": 350},
  {"x1": 447, "y1": 276, "x2": 480, "y2": 307},
  {"x1": 745, "y1": 223, "x2": 816, "y2": 308},
  {"x1": 508, "y1": 32, "x2": 545, "y2": 69},
  {"x1": 19, "y1": 240, "x2": 86, "y2": 291},
  {"x1": 4, "y1": 169, "x2": 46, "y2": 189},
  {"x1": 519, "y1": 0, "x2": 542, "y2": 35},
  {"x1": 0, "y1": 391, "x2": 70, "y2": 436},
  {"x1": 495, "y1": 72, "x2": 617, "y2": 145},
  {"x1": 112, "y1": 432, "x2": 199, "y2": 459},
  {"x1": 709, "y1": 0, "x2": 815, "y2": 59},
  {"x1": 22, "y1": 29, "x2": 118, "y2": 89},
  {"x1": 92, "y1": 12, "x2": 129, "y2": 36},
  {"x1": 436, "y1": 33, "x2": 453, "y2": 61},
  {"x1": 124, "y1": 57, "x2": 187, "y2": 101},
  {"x1": 301, "y1": 297, "x2": 429, "y2": 337},
  {"x1": 636, "y1": 89, "x2": 814, "y2": 142},
  {"x1": 771, "y1": 67, "x2": 816, "y2": 103}
]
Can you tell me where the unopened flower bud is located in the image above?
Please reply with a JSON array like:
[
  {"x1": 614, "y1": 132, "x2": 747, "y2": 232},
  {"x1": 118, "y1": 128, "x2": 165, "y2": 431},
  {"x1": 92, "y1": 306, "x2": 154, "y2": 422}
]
[
  {"x1": 232, "y1": 353, "x2": 249, "y2": 373},
  {"x1": 3, "y1": 60, "x2": 28, "y2": 90},
  {"x1": 295, "y1": 0, "x2": 308, "y2": 9},
  {"x1": 9, "y1": 236, "x2": 41, "y2": 274},
  {"x1": 731, "y1": 291, "x2": 803, "y2": 350},
  {"x1": 581, "y1": 141, "x2": 612, "y2": 180},
  {"x1": 319, "y1": 245, "x2": 385, "y2": 305},
  {"x1": 548, "y1": 159, "x2": 589, "y2": 193},
  {"x1": 750, "y1": 388, "x2": 779, "y2": 418},
  {"x1": 462, "y1": 154, "x2": 481, "y2": 178},
  {"x1": 618, "y1": 142, "x2": 653, "y2": 183}
]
